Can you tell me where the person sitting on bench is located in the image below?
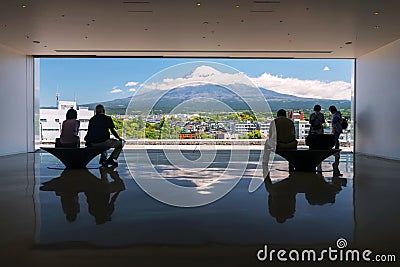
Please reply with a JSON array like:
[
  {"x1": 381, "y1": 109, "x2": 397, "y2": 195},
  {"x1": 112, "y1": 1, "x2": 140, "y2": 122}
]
[
  {"x1": 268, "y1": 109, "x2": 297, "y2": 171},
  {"x1": 84, "y1": 105, "x2": 124, "y2": 167},
  {"x1": 59, "y1": 108, "x2": 80, "y2": 148},
  {"x1": 269, "y1": 109, "x2": 298, "y2": 150}
]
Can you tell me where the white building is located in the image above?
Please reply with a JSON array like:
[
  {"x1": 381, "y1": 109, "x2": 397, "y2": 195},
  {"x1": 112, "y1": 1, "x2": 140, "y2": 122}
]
[
  {"x1": 293, "y1": 120, "x2": 311, "y2": 140},
  {"x1": 40, "y1": 100, "x2": 94, "y2": 142},
  {"x1": 259, "y1": 121, "x2": 271, "y2": 138},
  {"x1": 235, "y1": 121, "x2": 257, "y2": 134}
]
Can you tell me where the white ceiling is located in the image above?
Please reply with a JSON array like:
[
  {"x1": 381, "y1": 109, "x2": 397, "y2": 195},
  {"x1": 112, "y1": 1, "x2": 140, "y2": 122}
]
[{"x1": 1, "y1": 0, "x2": 399, "y2": 58}]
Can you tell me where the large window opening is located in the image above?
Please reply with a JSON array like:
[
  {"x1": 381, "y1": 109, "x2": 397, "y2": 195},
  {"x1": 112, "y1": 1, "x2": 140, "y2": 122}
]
[{"x1": 35, "y1": 58, "x2": 354, "y2": 150}]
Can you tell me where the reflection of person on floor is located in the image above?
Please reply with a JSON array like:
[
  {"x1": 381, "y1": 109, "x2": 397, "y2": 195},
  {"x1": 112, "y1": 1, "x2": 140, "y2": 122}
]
[
  {"x1": 40, "y1": 168, "x2": 125, "y2": 224},
  {"x1": 58, "y1": 192, "x2": 80, "y2": 222},
  {"x1": 85, "y1": 166, "x2": 125, "y2": 225},
  {"x1": 264, "y1": 173, "x2": 296, "y2": 223},
  {"x1": 264, "y1": 172, "x2": 346, "y2": 223}
]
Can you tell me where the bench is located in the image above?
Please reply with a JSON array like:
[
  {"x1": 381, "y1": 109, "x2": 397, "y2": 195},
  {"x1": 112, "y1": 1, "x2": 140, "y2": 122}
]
[
  {"x1": 40, "y1": 147, "x2": 107, "y2": 169},
  {"x1": 274, "y1": 148, "x2": 341, "y2": 172}
]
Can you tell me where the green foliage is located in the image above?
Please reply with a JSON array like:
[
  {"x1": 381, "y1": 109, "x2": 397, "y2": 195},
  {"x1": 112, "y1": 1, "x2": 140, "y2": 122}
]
[
  {"x1": 200, "y1": 133, "x2": 209, "y2": 139},
  {"x1": 112, "y1": 118, "x2": 123, "y2": 137},
  {"x1": 189, "y1": 116, "x2": 206, "y2": 122},
  {"x1": 145, "y1": 122, "x2": 157, "y2": 139},
  {"x1": 237, "y1": 111, "x2": 256, "y2": 122},
  {"x1": 247, "y1": 129, "x2": 262, "y2": 139}
]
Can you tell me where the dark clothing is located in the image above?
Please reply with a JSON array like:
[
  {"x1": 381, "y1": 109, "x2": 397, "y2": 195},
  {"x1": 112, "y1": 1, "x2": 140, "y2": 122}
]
[
  {"x1": 309, "y1": 112, "x2": 325, "y2": 134},
  {"x1": 331, "y1": 111, "x2": 343, "y2": 149},
  {"x1": 85, "y1": 114, "x2": 115, "y2": 144},
  {"x1": 60, "y1": 119, "x2": 80, "y2": 145},
  {"x1": 331, "y1": 111, "x2": 343, "y2": 134}
]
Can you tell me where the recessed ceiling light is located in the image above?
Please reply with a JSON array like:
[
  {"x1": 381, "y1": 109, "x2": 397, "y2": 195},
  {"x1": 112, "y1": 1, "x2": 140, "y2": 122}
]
[
  {"x1": 373, "y1": 11, "x2": 380, "y2": 15},
  {"x1": 235, "y1": 5, "x2": 240, "y2": 8},
  {"x1": 21, "y1": 5, "x2": 27, "y2": 8},
  {"x1": 253, "y1": 1, "x2": 281, "y2": 3},
  {"x1": 196, "y1": 3, "x2": 201, "y2": 7}
]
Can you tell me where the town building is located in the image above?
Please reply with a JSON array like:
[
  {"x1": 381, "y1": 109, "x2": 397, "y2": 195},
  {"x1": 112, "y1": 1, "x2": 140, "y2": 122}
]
[{"x1": 39, "y1": 99, "x2": 94, "y2": 142}]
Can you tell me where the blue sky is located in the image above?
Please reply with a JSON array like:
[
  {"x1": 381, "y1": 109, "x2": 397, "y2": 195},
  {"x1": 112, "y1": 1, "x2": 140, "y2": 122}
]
[{"x1": 39, "y1": 58, "x2": 354, "y2": 106}]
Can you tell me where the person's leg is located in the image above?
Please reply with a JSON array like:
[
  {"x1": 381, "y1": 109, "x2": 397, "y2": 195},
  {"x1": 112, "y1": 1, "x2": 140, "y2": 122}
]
[
  {"x1": 107, "y1": 139, "x2": 124, "y2": 160},
  {"x1": 279, "y1": 141, "x2": 297, "y2": 172},
  {"x1": 334, "y1": 132, "x2": 340, "y2": 149},
  {"x1": 89, "y1": 141, "x2": 109, "y2": 164}
]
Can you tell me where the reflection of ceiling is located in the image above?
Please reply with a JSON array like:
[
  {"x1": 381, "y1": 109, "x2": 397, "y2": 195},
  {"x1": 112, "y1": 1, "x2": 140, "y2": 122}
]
[{"x1": 1, "y1": 0, "x2": 399, "y2": 58}]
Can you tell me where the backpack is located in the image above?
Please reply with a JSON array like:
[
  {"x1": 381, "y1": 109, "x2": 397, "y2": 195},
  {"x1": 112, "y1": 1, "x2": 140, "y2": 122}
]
[
  {"x1": 310, "y1": 112, "x2": 323, "y2": 129},
  {"x1": 341, "y1": 117, "x2": 348, "y2": 130}
]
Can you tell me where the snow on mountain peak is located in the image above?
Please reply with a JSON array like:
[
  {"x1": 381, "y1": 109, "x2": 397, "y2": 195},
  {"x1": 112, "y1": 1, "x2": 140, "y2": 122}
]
[{"x1": 186, "y1": 65, "x2": 222, "y2": 79}]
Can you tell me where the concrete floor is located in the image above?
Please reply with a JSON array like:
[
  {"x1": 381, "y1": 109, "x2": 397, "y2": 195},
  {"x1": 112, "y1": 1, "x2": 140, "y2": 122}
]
[{"x1": 0, "y1": 149, "x2": 398, "y2": 266}]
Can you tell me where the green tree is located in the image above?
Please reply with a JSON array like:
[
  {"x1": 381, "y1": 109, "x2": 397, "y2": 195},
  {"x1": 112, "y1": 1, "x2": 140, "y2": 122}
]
[
  {"x1": 237, "y1": 111, "x2": 257, "y2": 122},
  {"x1": 145, "y1": 122, "x2": 157, "y2": 139},
  {"x1": 112, "y1": 118, "x2": 123, "y2": 137},
  {"x1": 247, "y1": 129, "x2": 262, "y2": 139}
]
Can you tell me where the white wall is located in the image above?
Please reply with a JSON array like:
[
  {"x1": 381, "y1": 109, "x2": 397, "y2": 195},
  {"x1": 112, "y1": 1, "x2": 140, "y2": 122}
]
[
  {"x1": 0, "y1": 44, "x2": 34, "y2": 156},
  {"x1": 355, "y1": 39, "x2": 400, "y2": 159}
]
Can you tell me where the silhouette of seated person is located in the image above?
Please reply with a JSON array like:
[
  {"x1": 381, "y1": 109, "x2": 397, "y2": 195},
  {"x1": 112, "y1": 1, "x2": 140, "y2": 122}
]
[
  {"x1": 58, "y1": 108, "x2": 80, "y2": 148},
  {"x1": 268, "y1": 109, "x2": 298, "y2": 150},
  {"x1": 40, "y1": 167, "x2": 125, "y2": 224},
  {"x1": 264, "y1": 172, "x2": 345, "y2": 223},
  {"x1": 266, "y1": 109, "x2": 297, "y2": 171},
  {"x1": 84, "y1": 104, "x2": 125, "y2": 167}
]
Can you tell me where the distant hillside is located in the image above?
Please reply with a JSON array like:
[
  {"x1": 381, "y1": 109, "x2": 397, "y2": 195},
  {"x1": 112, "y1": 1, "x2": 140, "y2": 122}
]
[{"x1": 80, "y1": 84, "x2": 351, "y2": 114}]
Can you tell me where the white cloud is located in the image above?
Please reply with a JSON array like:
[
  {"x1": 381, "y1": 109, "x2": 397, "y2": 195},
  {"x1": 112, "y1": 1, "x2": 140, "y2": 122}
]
[
  {"x1": 138, "y1": 65, "x2": 352, "y2": 100},
  {"x1": 128, "y1": 88, "x2": 136, "y2": 92},
  {"x1": 251, "y1": 73, "x2": 351, "y2": 100},
  {"x1": 125, "y1": 81, "x2": 138, "y2": 87},
  {"x1": 323, "y1": 66, "x2": 330, "y2": 71},
  {"x1": 110, "y1": 86, "x2": 123, "y2": 94}
]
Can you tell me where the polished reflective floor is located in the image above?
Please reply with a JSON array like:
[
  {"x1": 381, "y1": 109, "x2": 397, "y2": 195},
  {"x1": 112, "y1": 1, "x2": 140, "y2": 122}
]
[
  {"x1": 0, "y1": 149, "x2": 398, "y2": 266},
  {"x1": 35, "y1": 150, "x2": 354, "y2": 247}
]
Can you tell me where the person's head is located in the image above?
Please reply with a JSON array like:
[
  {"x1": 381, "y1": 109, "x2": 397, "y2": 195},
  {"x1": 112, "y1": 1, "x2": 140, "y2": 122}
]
[
  {"x1": 313, "y1": 105, "x2": 321, "y2": 112},
  {"x1": 66, "y1": 108, "x2": 77, "y2": 120},
  {"x1": 95, "y1": 104, "x2": 105, "y2": 115},
  {"x1": 328, "y1": 105, "x2": 337, "y2": 114},
  {"x1": 277, "y1": 109, "x2": 286, "y2": 117}
]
